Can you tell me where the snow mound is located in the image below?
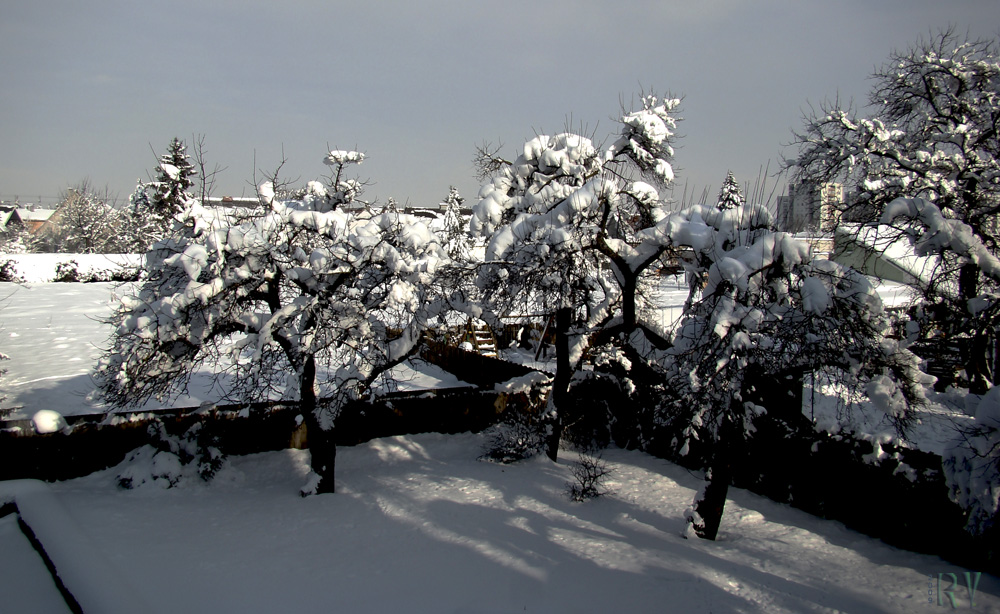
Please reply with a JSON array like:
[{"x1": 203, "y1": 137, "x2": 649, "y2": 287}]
[{"x1": 31, "y1": 410, "x2": 68, "y2": 434}]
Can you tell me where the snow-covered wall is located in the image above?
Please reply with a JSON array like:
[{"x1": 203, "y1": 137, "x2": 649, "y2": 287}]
[{"x1": 0, "y1": 253, "x2": 140, "y2": 283}]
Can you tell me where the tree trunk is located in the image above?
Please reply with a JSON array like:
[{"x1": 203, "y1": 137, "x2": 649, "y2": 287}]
[
  {"x1": 621, "y1": 272, "x2": 637, "y2": 331},
  {"x1": 545, "y1": 306, "x2": 572, "y2": 462},
  {"x1": 960, "y1": 263, "x2": 991, "y2": 395},
  {"x1": 692, "y1": 413, "x2": 737, "y2": 540},
  {"x1": 968, "y1": 331, "x2": 994, "y2": 396},
  {"x1": 300, "y1": 355, "x2": 337, "y2": 495}
]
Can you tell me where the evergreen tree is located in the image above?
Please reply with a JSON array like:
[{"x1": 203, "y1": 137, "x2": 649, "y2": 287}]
[
  {"x1": 123, "y1": 180, "x2": 161, "y2": 252},
  {"x1": 150, "y1": 138, "x2": 197, "y2": 222},
  {"x1": 126, "y1": 139, "x2": 199, "y2": 251},
  {"x1": 439, "y1": 186, "x2": 470, "y2": 262},
  {"x1": 717, "y1": 171, "x2": 744, "y2": 211}
]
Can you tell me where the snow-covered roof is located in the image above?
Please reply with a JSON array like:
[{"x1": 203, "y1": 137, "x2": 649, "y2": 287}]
[
  {"x1": 17, "y1": 208, "x2": 55, "y2": 222},
  {"x1": 835, "y1": 224, "x2": 939, "y2": 288},
  {"x1": 870, "y1": 279, "x2": 914, "y2": 310},
  {"x1": 0, "y1": 208, "x2": 20, "y2": 232}
]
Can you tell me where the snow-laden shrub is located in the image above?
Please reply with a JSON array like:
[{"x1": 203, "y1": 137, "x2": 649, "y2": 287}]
[
  {"x1": 54, "y1": 259, "x2": 141, "y2": 283},
  {"x1": 31, "y1": 409, "x2": 69, "y2": 434},
  {"x1": 117, "y1": 445, "x2": 184, "y2": 489},
  {"x1": 481, "y1": 409, "x2": 546, "y2": 464},
  {"x1": 0, "y1": 259, "x2": 23, "y2": 283},
  {"x1": 481, "y1": 373, "x2": 551, "y2": 463},
  {"x1": 116, "y1": 419, "x2": 226, "y2": 489},
  {"x1": 54, "y1": 260, "x2": 80, "y2": 282},
  {"x1": 944, "y1": 386, "x2": 1000, "y2": 534}
]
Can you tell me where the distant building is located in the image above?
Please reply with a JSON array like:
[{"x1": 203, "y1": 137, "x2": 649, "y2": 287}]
[
  {"x1": 777, "y1": 181, "x2": 843, "y2": 233},
  {"x1": 0, "y1": 206, "x2": 25, "y2": 235},
  {"x1": 833, "y1": 224, "x2": 938, "y2": 289},
  {"x1": 205, "y1": 196, "x2": 262, "y2": 209},
  {"x1": 17, "y1": 207, "x2": 57, "y2": 234}
]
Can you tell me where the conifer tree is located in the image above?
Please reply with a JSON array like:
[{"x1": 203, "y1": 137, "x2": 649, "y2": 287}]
[
  {"x1": 717, "y1": 171, "x2": 744, "y2": 211},
  {"x1": 439, "y1": 186, "x2": 470, "y2": 261},
  {"x1": 150, "y1": 138, "x2": 197, "y2": 222}
]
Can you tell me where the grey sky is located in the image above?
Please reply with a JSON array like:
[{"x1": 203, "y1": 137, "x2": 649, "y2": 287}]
[{"x1": 2, "y1": 1, "x2": 998, "y2": 208}]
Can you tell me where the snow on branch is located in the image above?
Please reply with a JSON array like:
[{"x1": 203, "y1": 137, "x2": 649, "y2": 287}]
[
  {"x1": 323, "y1": 150, "x2": 365, "y2": 166},
  {"x1": 881, "y1": 197, "x2": 1000, "y2": 282}
]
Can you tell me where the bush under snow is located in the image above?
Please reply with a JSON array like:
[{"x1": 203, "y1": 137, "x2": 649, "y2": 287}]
[{"x1": 944, "y1": 386, "x2": 1000, "y2": 534}]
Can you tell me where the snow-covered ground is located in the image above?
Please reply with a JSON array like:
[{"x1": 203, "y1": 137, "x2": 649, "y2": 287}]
[
  {"x1": 0, "y1": 281, "x2": 470, "y2": 421},
  {"x1": 0, "y1": 514, "x2": 74, "y2": 613},
  {"x1": 4, "y1": 432, "x2": 997, "y2": 613},
  {"x1": 0, "y1": 275, "x2": 968, "y2": 455},
  {"x1": 0, "y1": 280, "x2": 237, "y2": 419},
  {"x1": 0, "y1": 263, "x2": 994, "y2": 611}
]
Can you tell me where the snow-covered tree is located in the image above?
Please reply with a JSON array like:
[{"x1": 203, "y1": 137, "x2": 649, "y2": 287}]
[
  {"x1": 471, "y1": 93, "x2": 682, "y2": 460},
  {"x1": 120, "y1": 180, "x2": 162, "y2": 253},
  {"x1": 149, "y1": 138, "x2": 198, "y2": 223},
  {"x1": 944, "y1": 385, "x2": 1000, "y2": 535},
  {"x1": 46, "y1": 181, "x2": 128, "y2": 253},
  {"x1": 885, "y1": 195, "x2": 1000, "y2": 534},
  {"x1": 97, "y1": 150, "x2": 452, "y2": 495},
  {"x1": 439, "y1": 186, "x2": 471, "y2": 262},
  {"x1": 0, "y1": 224, "x2": 39, "y2": 254},
  {"x1": 123, "y1": 139, "x2": 201, "y2": 252},
  {"x1": 717, "y1": 171, "x2": 744, "y2": 211},
  {"x1": 652, "y1": 201, "x2": 930, "y2": 539},
  {"x1": 789, "y1": 28, "x2": 1000, "y2": 393}
]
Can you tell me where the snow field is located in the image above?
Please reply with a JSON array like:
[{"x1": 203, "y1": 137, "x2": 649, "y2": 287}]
[
  {"x1": 0, "y1": 281, "x2": 221, "y2": 419},
  {"x1": 35, "y1": 432, "x2": 999, "y2": 613},
  {"x1": 0, "y1": 278, "x2": 967, "y2": 458},
  {"x1": 0, "y1": 281, "x2": 471, "y2": 422}
]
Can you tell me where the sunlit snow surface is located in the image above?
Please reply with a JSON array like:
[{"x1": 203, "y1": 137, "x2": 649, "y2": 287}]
[
  {"x1": 0, "y1": 281, "x2": 221, "y2": 418},
  {"x1": 4, "y1": 433, "x2": 986, "y2": 613},
  {"x1": 0, "y1": 281, "x2": 469, "y2": 420},
  {"x1": 0, "y1": 275, "x2": 970, "y2": 454},
  {"x1": 0, "y1": 263, "x2": 996, "y2": 611}
]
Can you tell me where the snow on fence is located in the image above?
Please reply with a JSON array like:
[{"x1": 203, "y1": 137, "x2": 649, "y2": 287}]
[
  {"x1": 0, "y1": 480, "x2": 160, "y2": 614},
  {"x1": 419, "y1": 339, "x2": 542, "y2": 388},
  {"x1": 0, "y1": 387, "x2": 507, "y2": 483}
]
